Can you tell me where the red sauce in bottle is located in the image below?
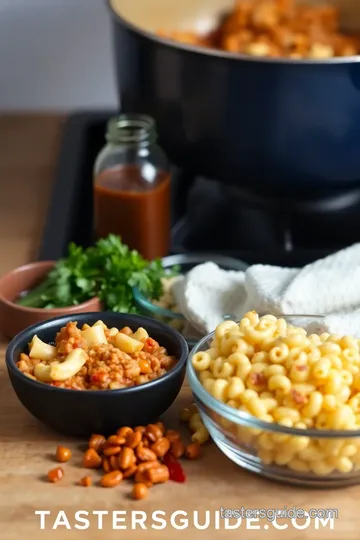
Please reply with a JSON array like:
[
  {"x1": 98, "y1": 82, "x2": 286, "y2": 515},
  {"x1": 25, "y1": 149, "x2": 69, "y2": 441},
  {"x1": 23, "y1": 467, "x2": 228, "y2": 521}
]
[{"x1": 94, "y1": 164, "x2": 171, "y2": 260}]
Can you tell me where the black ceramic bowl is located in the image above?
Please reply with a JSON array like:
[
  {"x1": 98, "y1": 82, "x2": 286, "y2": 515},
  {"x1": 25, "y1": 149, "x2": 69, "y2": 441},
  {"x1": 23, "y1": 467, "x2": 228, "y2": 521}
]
[{"x1": 6, "y1": 312, "x2": 188, "y2": 437}]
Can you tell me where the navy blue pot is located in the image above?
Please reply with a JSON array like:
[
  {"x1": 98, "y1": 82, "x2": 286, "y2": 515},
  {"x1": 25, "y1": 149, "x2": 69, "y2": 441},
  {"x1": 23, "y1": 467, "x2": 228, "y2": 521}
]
[{"x1": 108, "y1": 0, "x2": 360, "y2": 193}]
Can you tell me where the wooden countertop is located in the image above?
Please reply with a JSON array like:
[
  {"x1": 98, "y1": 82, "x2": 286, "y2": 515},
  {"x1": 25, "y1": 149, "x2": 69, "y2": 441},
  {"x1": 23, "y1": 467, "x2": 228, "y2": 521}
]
[{"x1": 0, "y1": 114, "x2": 358, "y2": 540}]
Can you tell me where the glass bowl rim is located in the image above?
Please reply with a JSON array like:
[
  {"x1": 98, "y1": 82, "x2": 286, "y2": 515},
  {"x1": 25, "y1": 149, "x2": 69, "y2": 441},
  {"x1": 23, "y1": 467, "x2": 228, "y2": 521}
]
[
  {"x1": 133, "y1": 254, "x2": 249, "y2": 320},
  {"x1": 186, "y1": 313, "x2": 360, "y2": 439}
]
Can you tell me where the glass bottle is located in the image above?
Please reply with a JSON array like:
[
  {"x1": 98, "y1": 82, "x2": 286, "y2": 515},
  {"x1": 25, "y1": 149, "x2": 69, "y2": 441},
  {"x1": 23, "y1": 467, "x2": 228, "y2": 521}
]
[{"x1": 93, "y1": 114, "x2": 171, "y2": 260}]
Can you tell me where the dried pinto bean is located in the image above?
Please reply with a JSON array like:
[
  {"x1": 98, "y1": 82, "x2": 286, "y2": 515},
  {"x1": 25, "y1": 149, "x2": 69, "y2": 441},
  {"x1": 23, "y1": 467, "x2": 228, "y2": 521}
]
[
  {"x1": 156, "y1": 422, "x2": 165, "y2": 434},
  {"x1": 132, "y1": 483, "x2": 148, "y2": 500},
  {"x1": 48, "y1": 467, "x2": 64, "y2": 483},
  {"x1": 103, "y1": 445, "x2": 121, "y2": 457},
  {"x1": 101, "y1": 471, "x2": 123, "y2": 487},
  {"x1": 88, "y1": 434, "x2": 106, "y2": 452},
  {"x1": 170, "y1": 440, "x2": 185, "y2": 459},
  {"x1": 107, "y1": 435, "x2": 126, "y2": 446},
  {"x1": 79, "y1": 476, "x2": 92, "y2": 487},
  {"x1": 117, "y1": 427, "x2": 133, "y2": 438},
  {"x1": 146, "y1": 424, "x2": 163, "y2": 442},
  {"x1": 136, "y1": 445, "x2": 157, "y2": 462},
  {"x1": 134, "y1": 470, "x2": 153, "y2": 487},
  {"x1": 165, "y1": 430, "x2": 180, "y2": 443},
  {"x1": 109, "y1": 455, "x2": 119, "y2": 470},
  {"x1": 56, "y1": 446, "x2": 72, "y2": 463},
  {"x1": 123, "y1": 465, "x2": 138, "y2": 479},
  {"x1": 118, "y1": 447, "x2": 135, "y2": 470},
  {"x1": 103, "y1": 458, "x2": 111, "y2": 473},
  {"x1": 83, "y1": 448, "x2": 102, "y2": 469},
  {"x1": 137, "y1": 461, "x2": 160, "y2": 474},
  {"x1": 146, "y1": 465, "x2": 169, "y2": 484},
  {"x1": 126, "y1": 431, "x2": 142, "y2": 449},
  {"x1": 185, "y1": 443, "x2": 201, "y2": 460},
  {"x1": 151, "y1": 437, "x2": 170, "y2": 457}
]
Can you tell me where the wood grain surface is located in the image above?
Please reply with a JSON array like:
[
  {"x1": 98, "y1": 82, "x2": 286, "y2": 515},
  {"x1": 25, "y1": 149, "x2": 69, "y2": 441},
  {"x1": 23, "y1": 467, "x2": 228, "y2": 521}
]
[{"x1": 0, "y1": 114, "x2": 357, "y2": 540}]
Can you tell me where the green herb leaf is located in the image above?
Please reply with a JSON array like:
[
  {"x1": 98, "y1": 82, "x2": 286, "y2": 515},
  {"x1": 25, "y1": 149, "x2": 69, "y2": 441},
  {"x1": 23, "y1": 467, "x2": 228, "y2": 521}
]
[{"x1": 16, "y1": 235, "x2": 179, "y2": 313}]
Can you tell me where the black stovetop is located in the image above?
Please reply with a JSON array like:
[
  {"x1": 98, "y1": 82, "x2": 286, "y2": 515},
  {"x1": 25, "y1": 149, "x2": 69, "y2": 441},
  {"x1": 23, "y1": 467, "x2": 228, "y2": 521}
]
[
  {"x1": 38, "y1": 112, "x2": 360, "y2": 267},
  {"x1": 171, "y1": 174, "x2": 360, "y2": 266}
]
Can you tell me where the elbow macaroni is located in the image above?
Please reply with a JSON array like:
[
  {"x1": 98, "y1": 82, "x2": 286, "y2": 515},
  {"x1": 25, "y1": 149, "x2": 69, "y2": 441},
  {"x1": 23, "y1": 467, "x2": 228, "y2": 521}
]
[
  {"x1": 17, "y1": 321, "x2": 177, "y2": 390},
  {"x1": 180, "y1": 404, "x2": 210, "y2": 445},
  {"x1": 192, "y1": 311, "x2": 360, "y2": 476}
]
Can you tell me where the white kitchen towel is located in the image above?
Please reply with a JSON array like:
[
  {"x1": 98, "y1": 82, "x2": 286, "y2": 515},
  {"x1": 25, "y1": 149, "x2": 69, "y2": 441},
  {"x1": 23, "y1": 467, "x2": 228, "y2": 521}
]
[
  {"x1": 172, "y1": 262, "x2": 247, "y2": 334},
  {"x1": 172, "y1": 244, "x2": 360, "y2": 337}
]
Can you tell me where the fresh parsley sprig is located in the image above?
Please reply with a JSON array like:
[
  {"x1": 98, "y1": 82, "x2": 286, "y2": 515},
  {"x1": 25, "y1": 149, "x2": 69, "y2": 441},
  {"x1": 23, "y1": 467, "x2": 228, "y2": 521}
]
[{"x1": 17, "y1": 235, "x2": 177, "y2": 313}]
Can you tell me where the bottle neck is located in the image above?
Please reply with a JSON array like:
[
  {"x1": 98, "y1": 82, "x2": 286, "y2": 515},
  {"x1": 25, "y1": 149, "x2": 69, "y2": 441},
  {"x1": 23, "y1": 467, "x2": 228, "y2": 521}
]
[{"x1": 106, "y1": 114, "x2": 157, "y2": 148}]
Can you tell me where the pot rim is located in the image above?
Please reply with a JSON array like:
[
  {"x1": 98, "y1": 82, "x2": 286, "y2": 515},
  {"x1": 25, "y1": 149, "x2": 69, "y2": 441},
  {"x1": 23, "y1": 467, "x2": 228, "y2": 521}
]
[{"x1": 107, "y1": 0, "x2": 360, "y2": 66}]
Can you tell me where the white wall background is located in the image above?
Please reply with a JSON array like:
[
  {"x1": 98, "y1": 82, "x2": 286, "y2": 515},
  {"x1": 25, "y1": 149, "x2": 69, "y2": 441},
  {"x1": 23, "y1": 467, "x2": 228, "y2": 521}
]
[{"x1": 0, "y1": 0, "x2": 118, "y2": 110}]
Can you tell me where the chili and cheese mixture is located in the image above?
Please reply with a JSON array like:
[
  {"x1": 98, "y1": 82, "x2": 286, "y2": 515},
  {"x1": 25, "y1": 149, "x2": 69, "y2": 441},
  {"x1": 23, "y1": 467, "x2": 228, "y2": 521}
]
[
  {"x1": 159, "y1": 0, "x2": 360, "y2": 58},
  {"x1": 17, "y1": 321, "x2": 177, "y2": 390}
]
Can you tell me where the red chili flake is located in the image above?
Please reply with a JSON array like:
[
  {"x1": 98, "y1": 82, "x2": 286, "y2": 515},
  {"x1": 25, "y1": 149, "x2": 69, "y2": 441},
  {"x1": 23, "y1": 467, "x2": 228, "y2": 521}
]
[
  {"x1": 51, "y1": 382, "x2": 62, "y2": 387},
  {"x1": 91, "y1": 372, "x2": 107, "y2": 383},
  {"x1": 163, "y1": 453, "x2": 186, "y2": 483},
  {"x1": 145, "y1": 337, "x2": 159, "y2": 349},
  {"x1": 248, "y1": 372, "x2": 266, "y2": 386},
  {"x1": 291, "y1": 389, "x2": 307, "y2": 405},
  {"x1": 296, "y1": 364, "x2": 307, "y2": 371}
]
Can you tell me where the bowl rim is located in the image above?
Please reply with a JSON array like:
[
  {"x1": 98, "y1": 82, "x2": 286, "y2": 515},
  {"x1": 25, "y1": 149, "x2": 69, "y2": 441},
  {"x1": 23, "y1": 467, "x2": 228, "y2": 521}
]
[
  {"x1": 187, "y1": 313, "x2": 360, "y2": 439},
  {"x1": 0, "y1": 261, "x2": 100, "y2": 314},
  {"x1": 134, "y1": 253, "x2": 249, "y2": 320},
  {"x1": 6, "y1": 311, "x2": 189, "y2": 396}
]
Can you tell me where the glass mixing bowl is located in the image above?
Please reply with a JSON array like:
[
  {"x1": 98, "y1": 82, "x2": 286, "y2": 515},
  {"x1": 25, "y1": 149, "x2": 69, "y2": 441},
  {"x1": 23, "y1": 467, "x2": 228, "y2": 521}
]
[
  {"x1": 187, "y1": 314, "x2": 360, "y2": 488},
  {"x1": 133, "y1": 254, "x2": 249, "y2": 346}
]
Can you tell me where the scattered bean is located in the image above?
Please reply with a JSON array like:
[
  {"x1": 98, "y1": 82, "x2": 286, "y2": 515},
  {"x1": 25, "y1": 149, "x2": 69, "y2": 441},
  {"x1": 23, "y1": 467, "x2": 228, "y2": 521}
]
[
  {"x1": 107, "y1": 435, "x2": 126, "y2": 446},
  {"x1": 123, "y1": 465, "x2": 138, "y2": 479},
  {"x1": 136, "y1": 445, "x2": 157, "y2": 462},
  {"x1": 117, "y1": 426, "x2": 133, "y2": 438},
  {"x1": 109, "y1": 455, "x2": 119, "y2": 470},
  {"x1": 166, "y1": 430, "x2": 180, "y2": 443},
  {"x1": 156, "y1": 422, "x2": 165, "y2": 434},
  {"x1": 134, "y1": 470, "x2": 153, "y2": 487},
  {"x1": 137, "y1": 461, "x2": 160, "y2": 474},
  {"x1": 132, "y1": 483, "x2": 148, "y2": 500},
  {"x1": 102, "y1": 458, "x2": 111, "y2": 473},
  {"x1": 103, "y1": 445, "x2": 121, "y2": 457},
  {"x1": 100, "y1": 470, "x2": 123, "y2": 487},
  {"x1": 146, "y1": 465, "x2": 170, "y2": 484},
  {"x1": 151, "y1": 437, "x2": 170, "y2": 457},
  {"x1": 48, "y1": 420, "x2": 202, "y2": 500},
  {"x1": 83, "y1": 448, "x2": 102, "y2": 469},
  {"x1": 118, "y1": 447, "x2": 136, "y2": 470},
  {"x1": 48, "y1": 467, "x2": 64, "y2": 483},
  {"x1": 170, "y1": 440, "x2": 185, "y2": 459},
  {"x1": 185, "y1": 443, "x2": 201, "y2": 460},
  {"x1": 88, "y1": 434, "x2": 106, "y2": 452},
  {"x1": 56, "y1": 446, "x2": 72, "y2": 463},
  {"x1": 126, "y1": 430, "x2": 142, "y2": 449},
  {"x1": 79, "y1": 476, "x2": 92, "y2": 487},
  {"x1": 146, "y1": 424, "x2": 163, "y2": 442}
]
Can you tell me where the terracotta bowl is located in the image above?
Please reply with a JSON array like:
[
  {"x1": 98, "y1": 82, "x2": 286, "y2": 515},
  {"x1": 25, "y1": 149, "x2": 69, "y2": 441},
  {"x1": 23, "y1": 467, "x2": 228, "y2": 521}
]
[{"x1": 0, "y1": 261, "x2": 101, "y2": 339}]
